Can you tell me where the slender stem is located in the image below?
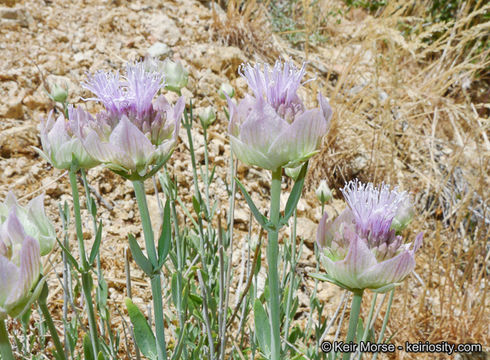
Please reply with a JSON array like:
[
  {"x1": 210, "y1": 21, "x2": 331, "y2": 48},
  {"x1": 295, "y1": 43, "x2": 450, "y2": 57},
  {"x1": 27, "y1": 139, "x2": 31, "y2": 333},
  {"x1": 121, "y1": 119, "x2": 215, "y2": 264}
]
[
  {"x1": 268, "y1": 167, "x2": 283, "y2": 360},
  {"x1": 203, "y1": 127, "x2": 211, "y2": 214},
  {"x1": 357, "y1": 293, "x2": 378, "y2": 360},
  {"x1": 0, "y1": 319, "x2": 14, "y2": 360},
  {"x1": 343, "y1": 290, "x2": 364, "y2": 360},
  {"x1": 68, "y1": 169, "x2": 99, "y2": 356},
  {"x1": 372, "y1": 289, "x2": 395, "y2": 360},
  {"x1": 132, "y1": 180, "x2": 168, "y2": 360},
  {"x1": 39, "y1": 300, "x2": 66, "y2": 360},
  {"x1": 284, "y1": 209, "x2": 297, "y2": 347}
]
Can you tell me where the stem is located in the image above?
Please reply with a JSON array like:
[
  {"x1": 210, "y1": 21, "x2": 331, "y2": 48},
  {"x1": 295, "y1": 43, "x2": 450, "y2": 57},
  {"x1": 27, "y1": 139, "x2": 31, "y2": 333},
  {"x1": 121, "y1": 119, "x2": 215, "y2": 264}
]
[
  {"x1": 284, "y1": 209, "x2": 297, "y2": 347},
  {"x1": 39, "y1": 300, "x2": 66, "y2": 359},
  {"x1": 132, "y1": 180, "x2": 168, "y2": 360},
  {"x1": 343, "y1": 290, "x2": 364, "y2": 360},
  {"x1": 357, "y1": 293, "x2": 378, "y2": 360},
  {"x1": 68, "y1": 169, "x2": 99, "y2": 356},
  {"x1": 372, "y1": 290, "x2": 395, "y2": 360},
  {"x1": 0, "y1": 319, "x2": 14, "y2": 360},
  {"x1": 268, "y1": 167, "x2": 283, "y2": 360}
]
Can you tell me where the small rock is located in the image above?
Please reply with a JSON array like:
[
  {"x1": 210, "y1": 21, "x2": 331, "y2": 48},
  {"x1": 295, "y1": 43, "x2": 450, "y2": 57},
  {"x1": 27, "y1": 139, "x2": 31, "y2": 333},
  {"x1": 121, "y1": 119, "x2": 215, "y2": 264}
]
[
  {"x1": 0, "y1": 123, "x2": 37, "y2": 157},
  {"x1": 147, "y1": 42, "x2": 171, "y2": 58},
  {"x1": 296, "y1": 217, "x2": 317, "y2": 245}
]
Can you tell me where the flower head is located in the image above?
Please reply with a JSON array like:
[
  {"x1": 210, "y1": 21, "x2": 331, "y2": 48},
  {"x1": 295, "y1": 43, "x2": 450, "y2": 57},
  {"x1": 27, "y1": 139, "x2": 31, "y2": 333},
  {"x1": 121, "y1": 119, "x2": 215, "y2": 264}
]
[
  {"x1": 81, "y1": 60, "x2": 185, "y2": 179},
  {"x1": 227, "y1": 60, "x2": 332, "y2": 171},
  {"x1": 316, "y1": 180, "x2": 332, "y2": 204},
  {"x1": 199, "y1": 106, "x2": 216, "y2": 129},
  {"x1": 0, "y1": 192, "x2": 55, "y2": 256},
  {"x1": 36, "y1": 107, "x2": 100, "y2": 170},
  {"x1": 0, "y1": 210, "x2": 42, "y2": 319},
  {"x1": 316, "y1": 180, "x2": 423, "y2": 292}
]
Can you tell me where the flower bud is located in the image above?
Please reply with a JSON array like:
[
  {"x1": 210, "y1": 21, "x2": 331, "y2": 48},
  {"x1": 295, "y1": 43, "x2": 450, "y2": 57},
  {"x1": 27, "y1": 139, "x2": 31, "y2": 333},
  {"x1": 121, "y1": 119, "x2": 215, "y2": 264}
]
[
  {"x1": 316, "y1": 180, "x2": 332, "y2": 204},
  {"x1": 199, "y1": 106, "x2": 216, "y2": 129},
  {"x1": 391, "y1": 198, "x2": 414, "y2": 233},
  {"x1": 285, "y1": 166, "x2": 302, "y2": 180},
  {"x1": 49, "y1": 83, "x2": 68, "y2": 103},
  {"x1": 161, "y1": 59, "x2": 188, "y2": 93},
  {"x1": 218, "y1": 83, "x2": 235, "y2": 99}
]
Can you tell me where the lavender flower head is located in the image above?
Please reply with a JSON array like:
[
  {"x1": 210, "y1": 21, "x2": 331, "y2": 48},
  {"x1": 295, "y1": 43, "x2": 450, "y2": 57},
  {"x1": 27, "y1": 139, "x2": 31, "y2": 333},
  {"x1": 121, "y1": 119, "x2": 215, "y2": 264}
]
[
  {"x1": 316, "y1": 180, "x2": 423, "y2": 292},
  {"x1": 0, "y1": 210, "x2": 42, "y2": 319},
  {"x1": 81, "y1": 60, "x2": 185, "y2": 179},
  {"x1": 36, "y1": 107, "x2": 100, "y2": 170},
  {"x1": 228, "y1": 60, "x2": 332, "y2": 171}
]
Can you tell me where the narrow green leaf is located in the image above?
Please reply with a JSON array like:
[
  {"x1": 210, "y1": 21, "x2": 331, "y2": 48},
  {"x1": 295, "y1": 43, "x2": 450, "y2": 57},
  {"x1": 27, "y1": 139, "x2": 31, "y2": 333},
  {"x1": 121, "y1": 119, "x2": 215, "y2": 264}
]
[
  {"x1": 83, "y1": 333, "x2": 95, "y2": 360},
  {"x1": 235, "y1": 177, "x2": 270, "y2": 230},
  {"x1": 254, "y1": 299, "x2": 271, "y2": 358},
  {"x1": 192, "y1": 195, "x2": 201, "y2": 215},
  {"x1": 281, "y1": 162, "x2": 308, "y2": 227},
  {"x1": 157, "y1": 200, "x2": 172, "y2": 268},
  {"x1": 89, "y1": 220, "x2": 103, "y2": 265},
  {"x1": 56, "y1": 238, "x2": 80, "y2": 273},
  {"x1": 128, "y1": 234, "x2": 153, "y2": 276},
  {"x1": 125, "y1": 298, "x2": 158, "y2": 360}
]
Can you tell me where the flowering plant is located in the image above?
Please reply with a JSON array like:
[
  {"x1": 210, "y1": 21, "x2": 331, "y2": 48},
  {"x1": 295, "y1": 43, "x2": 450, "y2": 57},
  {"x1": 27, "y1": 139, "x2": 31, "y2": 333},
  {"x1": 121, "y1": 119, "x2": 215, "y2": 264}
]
[
  {"x1": 0, "y1": 192, "x2": 55, "y2": 256},
  {"x1": 227, "y1": 61, "x2": 332, "y2": 171},
  {"x1": 37, "y1": 107, "x2": 100, "y2": 170},
  {"x1": 316, "y1": 180, "x2": 423, "y2": 292},
  {"x1": 80, "y1": 60, "x2": 185, "y2": 179},
  {"x1": 0, "y1": 210, "x2": 43, "y2": 320}
]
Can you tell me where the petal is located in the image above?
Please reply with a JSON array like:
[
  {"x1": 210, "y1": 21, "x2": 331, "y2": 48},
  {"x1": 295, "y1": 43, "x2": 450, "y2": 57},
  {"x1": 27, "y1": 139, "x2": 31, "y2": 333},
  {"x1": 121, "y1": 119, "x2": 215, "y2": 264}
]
[
  {"x1": 239, "y1": 100, "x2": 289, "y2": 155},
  {"x1": 109, "y1": 117, "x2": 155, "y2": 169},
  {"x1": 359, "y1": 249, "x2": 415, "y2": 290},
  {"x1": 3, "y1": 210, "x2": 27, "y2": 246},
  {"x1": 316, "y1": 212, "x2": 329, "y2": 248},
  {"x1": 5, "y1": 236, "x2": 40, "y2": 308},
  {"x1": 27, "y1": 194, "x2": 55, "y2": 256},
  {"x1": 84, "y1": 129, "x2": 136, "y2": 171},
  {"x1": 230, "y1": 135, "x2": 283, "y2": 170},
  {"x1": 269, "y1": 105, "x2": 329, "y2": 167},
  {"x1": 0, "y1": 255, "x2": 20, "y2": 305},
  {"x1": 322, "y1": 231, "x2": 378, "y2": 290}
]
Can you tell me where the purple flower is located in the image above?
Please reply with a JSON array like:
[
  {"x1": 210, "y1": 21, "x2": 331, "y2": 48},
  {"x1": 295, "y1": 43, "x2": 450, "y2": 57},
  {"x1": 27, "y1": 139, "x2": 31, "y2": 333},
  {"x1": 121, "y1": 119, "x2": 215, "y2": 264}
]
[
  {"x1": 227, "y1": 61, "x2": 332, "y2": 171},
  {"x1": 0, "y1": 210, "x2": 42, "y2": 319},
  {"x1": 81, "y1": 60, "x2": 185, "y2": 179},
  {"x1": 316, "y1": 180, "x2": 423, "y2": 292},
  {"x1": 36, "y1": 107, "x2": 100, "y2": 170},
  {"x1": 0, "y1": 192, "x2": 56, "y2": 257}
]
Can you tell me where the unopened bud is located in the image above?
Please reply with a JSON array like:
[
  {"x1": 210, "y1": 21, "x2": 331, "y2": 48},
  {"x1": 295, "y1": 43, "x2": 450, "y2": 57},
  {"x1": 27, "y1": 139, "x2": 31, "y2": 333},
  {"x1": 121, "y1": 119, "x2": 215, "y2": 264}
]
[
  {"x1": 199, "y1": 106, "x2": 216, "y2": 129},
  {"x1": 391, "y1": 199, "x2": 414, "y2": 233},
  {"x1": 316, "y1": 180, "x2": 332, "y2": 204},
  {"x1": 218, "y1": 83, "x2": 235, "y2": 99},
  {"x1": 285, "y1": 166, "x2": 302, "y2": 180},
  {"x1": 162, "y1": 59, "x2": 188, "y2": 93},
  {"x1": 49, "y1": 83, "x2": 68, "y2": 103}
]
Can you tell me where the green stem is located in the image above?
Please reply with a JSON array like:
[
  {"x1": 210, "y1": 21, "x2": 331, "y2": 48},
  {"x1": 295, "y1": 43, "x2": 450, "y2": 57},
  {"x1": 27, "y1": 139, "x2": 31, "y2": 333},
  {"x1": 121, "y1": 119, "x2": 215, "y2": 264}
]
[
  {"x1": 68, "y1": 169, "x2": 99, "y2": 356},
  {"x1": 39, "y1": 299, "x2": 66, "y2": 359},
  {"x1": 0, "y1": 319, "x2": 14, "y2": 360},
  {"x1": 203, "y1": 127, "x2": 211, "y2": 215},
  {"x1": 343, "y1": 290, "x2": 364, "y2": 360},
  {"x1": 268, "y1": 167, "x2": 282, "y2": 360},
  {"x1": 132, "y1": 180, "x2": 168, "y2": 360},
  {"x1": 372, "y1": 289, "x2": 395, "y2": 360},
  {"x1": 284, "y1": 209, "x2": 297, "y2": 349}
]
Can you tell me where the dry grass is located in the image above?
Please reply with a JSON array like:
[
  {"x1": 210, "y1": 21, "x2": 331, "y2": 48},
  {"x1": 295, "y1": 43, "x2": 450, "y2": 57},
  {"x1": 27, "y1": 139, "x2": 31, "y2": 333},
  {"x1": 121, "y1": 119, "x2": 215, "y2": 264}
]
[
  {"x1": 296, "y1": 0, "x2": 489, "y2": 357},
  {"x1": 214, "y1": 1, "x2": 488, "y2": 356}
]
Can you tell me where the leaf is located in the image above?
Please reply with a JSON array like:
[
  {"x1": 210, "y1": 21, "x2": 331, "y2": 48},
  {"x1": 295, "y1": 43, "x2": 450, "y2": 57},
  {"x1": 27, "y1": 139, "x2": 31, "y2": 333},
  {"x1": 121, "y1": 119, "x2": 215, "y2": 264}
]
[
  {"x1": 56, "y1": 238, "x2": 80, "y2": 273},
  {"x1": 254, "y1": 299, "x2": 271, "y2": 358},
  {"x1": 83, "y1": 333, "x2": 95, "y2": 360},
  {"x1": 157, "y1": 200, "x2": 172, "y2": 268},
  {"x1": 128, "y1": 234, "x2": 153, "y2": 276},
  {"x1": 89, "y1": 220, "x2": 103, "y2": 265},
  {"x1": 280, "y1": 162, "x2": 308, "y2": 227},
  {"x1": 125, "y1": 298, "x2": 158, "y2": 360},
  {"x1": 235, "y1": 177, "x2": 271, "y2": 230}
]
